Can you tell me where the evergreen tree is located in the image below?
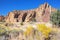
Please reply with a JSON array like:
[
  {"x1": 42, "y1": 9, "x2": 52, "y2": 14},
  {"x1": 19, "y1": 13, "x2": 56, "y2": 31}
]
[{"x1": 50, "y1": 10, "x2": 60, "y2": 27}]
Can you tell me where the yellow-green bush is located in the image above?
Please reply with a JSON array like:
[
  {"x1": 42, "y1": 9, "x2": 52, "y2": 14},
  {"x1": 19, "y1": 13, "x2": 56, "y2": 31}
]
[
  {"x1": 24, "y1": 25, "x2": 33, "y2": 36},
  {"x1": 37, "y1": 24, "x2": 52, "y2": 38}
]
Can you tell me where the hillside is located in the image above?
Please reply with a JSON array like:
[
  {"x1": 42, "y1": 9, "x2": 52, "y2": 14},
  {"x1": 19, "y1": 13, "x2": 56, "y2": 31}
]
[{"x1": 0, "y1": 3, "x2": 60, "y2": 40}]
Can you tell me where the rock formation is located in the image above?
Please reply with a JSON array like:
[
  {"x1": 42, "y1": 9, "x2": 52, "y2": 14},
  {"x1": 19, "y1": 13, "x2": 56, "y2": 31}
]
[
  {"x1": 5, "y1": 3, "x2": 57, "y2": 23},
  {"x1": 0, "y1": 16, "x2": 5, "y2": 22}
]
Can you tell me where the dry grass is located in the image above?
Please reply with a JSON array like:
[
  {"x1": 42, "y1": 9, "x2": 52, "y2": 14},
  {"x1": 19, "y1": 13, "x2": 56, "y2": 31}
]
[{"x1": 0, "y1": 22, "x2": 60, "y2": 40}]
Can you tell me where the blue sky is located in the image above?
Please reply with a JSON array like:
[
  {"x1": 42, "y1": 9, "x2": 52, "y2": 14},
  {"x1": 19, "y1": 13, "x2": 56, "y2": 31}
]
[{"x1": 0, "y1": 0, "x2": 60, "y2": 16}]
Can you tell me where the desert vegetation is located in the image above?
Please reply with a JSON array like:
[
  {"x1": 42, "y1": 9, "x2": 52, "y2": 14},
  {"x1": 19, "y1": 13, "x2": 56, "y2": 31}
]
[
  {"x1": 0, "y1": 22, "x2": 60, "y2": 40},
  {"x1": 50, "y1": 10, "x2": 60, "y2": 27}
]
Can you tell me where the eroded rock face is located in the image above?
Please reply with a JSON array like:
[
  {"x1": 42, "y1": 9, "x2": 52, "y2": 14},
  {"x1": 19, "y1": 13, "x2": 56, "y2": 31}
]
[
  {"x1": 0, "y1": 16, "x2": 5, "y2": 22},
  {"x1": 5, "y1": 3, "x2": 57, "y2": 23}
]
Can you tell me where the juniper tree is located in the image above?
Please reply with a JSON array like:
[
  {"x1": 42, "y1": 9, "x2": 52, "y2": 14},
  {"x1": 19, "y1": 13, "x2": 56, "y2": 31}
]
[{"x1": 50, "y1": 10, "x2": 60, "y2": 27}]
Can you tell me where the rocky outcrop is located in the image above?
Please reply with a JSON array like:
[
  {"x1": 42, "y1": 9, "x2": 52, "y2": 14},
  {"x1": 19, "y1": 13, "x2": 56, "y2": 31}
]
[
  {"x1": 5, "y1": 3, "x2": 57, "y2": 23},
  {"x1": 0, "y1": 16, "x2": 5, "y2": 22}
]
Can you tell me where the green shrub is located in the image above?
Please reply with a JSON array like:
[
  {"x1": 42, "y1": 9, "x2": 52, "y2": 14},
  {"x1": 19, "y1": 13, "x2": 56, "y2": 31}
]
[{"x1": 50, "y1": 10, "x2": 60, "y2": 27}]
